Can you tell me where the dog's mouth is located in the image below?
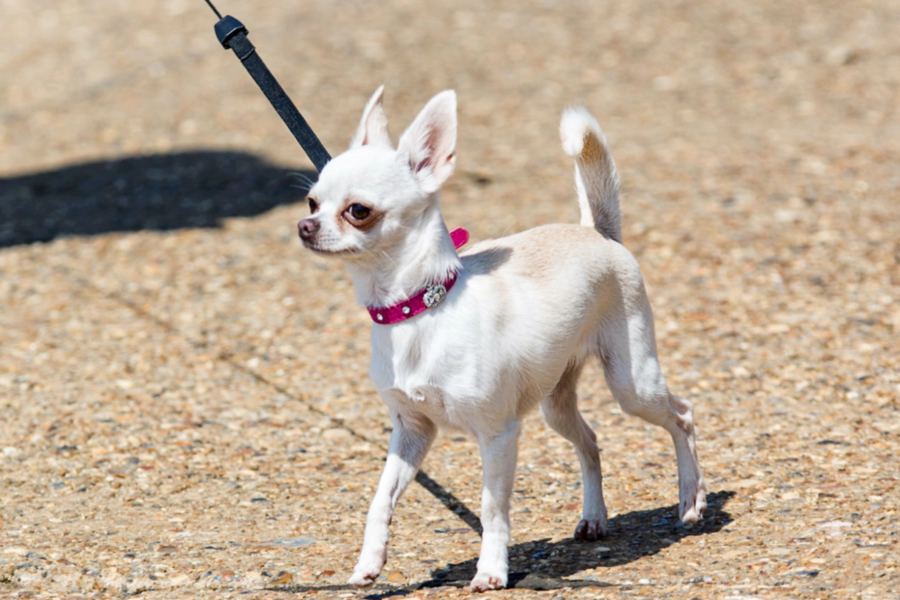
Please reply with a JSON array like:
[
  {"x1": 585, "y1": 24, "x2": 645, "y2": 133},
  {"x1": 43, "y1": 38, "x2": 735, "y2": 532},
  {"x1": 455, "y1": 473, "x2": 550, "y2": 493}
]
[{"x1": 301, "y1": 241, "x2": 358, "y2": 257}]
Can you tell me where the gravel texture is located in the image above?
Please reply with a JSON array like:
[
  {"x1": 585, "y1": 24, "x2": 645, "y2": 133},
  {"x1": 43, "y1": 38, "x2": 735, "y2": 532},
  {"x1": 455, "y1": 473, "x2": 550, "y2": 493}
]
[{"x1": 1, "y1": 1, "x2": 899, "y2": 598}]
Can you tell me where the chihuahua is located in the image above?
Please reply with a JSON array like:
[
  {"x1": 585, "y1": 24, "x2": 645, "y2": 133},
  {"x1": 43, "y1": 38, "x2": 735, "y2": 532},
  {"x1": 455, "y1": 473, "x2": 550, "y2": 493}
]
[{"x1": 297, "y1": 87, "x2": 707, "y2": 591}]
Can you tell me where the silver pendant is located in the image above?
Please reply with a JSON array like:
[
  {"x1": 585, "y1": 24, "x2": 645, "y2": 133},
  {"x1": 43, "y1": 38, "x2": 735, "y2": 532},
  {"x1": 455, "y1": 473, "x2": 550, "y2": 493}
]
[{"x1": 423, "y1": 283, "x2": 448, "y2": 308}]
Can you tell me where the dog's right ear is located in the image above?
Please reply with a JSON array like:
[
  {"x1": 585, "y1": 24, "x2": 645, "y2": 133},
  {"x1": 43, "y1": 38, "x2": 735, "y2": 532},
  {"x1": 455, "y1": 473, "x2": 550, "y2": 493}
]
[
  {"x1": 397, "y1": 90, "x2": 457, "y2": 194},
  {"x1": 350, "y1": 85, "x2": 393, "y2": 149}
]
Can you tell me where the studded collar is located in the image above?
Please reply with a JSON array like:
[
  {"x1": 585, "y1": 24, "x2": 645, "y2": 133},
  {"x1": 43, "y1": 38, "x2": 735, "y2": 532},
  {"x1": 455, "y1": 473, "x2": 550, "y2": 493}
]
[{"x1": 366, "y1": 228, "x2": 468, "y2": 325}]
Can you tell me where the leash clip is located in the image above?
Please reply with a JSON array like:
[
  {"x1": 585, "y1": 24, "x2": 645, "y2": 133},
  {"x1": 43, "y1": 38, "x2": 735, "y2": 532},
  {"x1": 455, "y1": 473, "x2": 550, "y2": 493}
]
[{"x1": 214, "y1": 15, "x2": 248, "y2": 50}]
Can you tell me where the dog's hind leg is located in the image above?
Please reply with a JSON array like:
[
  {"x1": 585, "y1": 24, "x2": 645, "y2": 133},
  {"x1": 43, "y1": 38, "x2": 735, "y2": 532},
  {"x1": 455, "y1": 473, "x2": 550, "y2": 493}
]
[
  {"x1": 470, "y1": 418, "x2": 520, "y2": 592},
  {"x1": 540, "y1": 360, "x2": 608, "y2": 540},
  {"x1": 598, "y1": 302, "x2": 707, "y2": 524},
  {"x1": 349, "y1": 410, "x2": 436, "y2": 587}
]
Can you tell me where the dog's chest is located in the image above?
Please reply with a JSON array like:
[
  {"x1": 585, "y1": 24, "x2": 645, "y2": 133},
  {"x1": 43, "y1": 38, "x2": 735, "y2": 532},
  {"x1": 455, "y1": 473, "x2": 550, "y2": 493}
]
[{"x1": 369, "y1": 325, "x2": 474, "y2": 428}]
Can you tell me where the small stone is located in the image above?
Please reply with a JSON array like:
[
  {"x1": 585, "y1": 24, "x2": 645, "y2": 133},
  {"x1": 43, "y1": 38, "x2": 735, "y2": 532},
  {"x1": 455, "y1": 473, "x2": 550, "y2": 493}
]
[
  {"x1": 731, "y1": 366, "x2": 751, "y2": 378},
  {"x1": 322, "y1": 428, "x2": 352, "y2": 440},
  {"x1": 268, "y1": 570, "x2": 292, "y2": 586},
  {"x1": 273, "y1": 538, "x2": 315, "y2": 548},
  {"x1": 386, "y1": 570, "x2": 406, "y2": 584},
  {"x1": 794, "y1": 570, "x2": 820, "y2": 578}
]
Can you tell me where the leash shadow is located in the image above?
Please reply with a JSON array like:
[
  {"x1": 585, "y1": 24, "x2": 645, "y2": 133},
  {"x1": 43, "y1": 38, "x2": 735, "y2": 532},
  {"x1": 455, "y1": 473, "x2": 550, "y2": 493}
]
[
  {"x1": 0, "y1": 151, "x2": 314, "y2": 247},
  {"x1": 415, "y1": 470, "x2": 483, "y2": 536}
]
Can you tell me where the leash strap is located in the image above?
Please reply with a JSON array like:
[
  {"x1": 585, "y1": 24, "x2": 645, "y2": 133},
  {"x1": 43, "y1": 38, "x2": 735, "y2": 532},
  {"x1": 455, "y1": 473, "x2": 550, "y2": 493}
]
[{"x1": 208, "y1": 5, "x2": 332, "y2": 172}]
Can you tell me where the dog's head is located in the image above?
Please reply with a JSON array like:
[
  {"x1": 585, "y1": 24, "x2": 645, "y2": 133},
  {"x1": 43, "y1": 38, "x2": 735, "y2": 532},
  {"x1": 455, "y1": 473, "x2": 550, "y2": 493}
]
[{"x1": 298, "y1": 87, "x2": 457, "y2": 261}]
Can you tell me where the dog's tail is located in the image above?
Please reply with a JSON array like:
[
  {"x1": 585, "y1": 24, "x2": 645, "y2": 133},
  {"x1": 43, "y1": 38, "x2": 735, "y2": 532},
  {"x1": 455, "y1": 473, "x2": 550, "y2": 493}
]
[{"x1": 560, "y1": 107, "x2": 621, "y2": 243}]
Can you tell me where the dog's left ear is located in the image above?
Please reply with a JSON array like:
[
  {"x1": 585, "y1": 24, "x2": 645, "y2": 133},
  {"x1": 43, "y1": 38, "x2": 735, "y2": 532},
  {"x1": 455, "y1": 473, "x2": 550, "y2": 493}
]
[
  {"x1": 398, "y1": 90, "x2": 457, "y2": 194},
  {"x1": 350, "y1": 85, "x2": 393, "y2": 149}
]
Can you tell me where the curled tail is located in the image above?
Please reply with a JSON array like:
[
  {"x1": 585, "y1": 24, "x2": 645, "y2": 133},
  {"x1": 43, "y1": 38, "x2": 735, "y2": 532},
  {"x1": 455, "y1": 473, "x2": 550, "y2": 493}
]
[{"x1": 560, "y1": 107, "x2": 621, "y2": 243}]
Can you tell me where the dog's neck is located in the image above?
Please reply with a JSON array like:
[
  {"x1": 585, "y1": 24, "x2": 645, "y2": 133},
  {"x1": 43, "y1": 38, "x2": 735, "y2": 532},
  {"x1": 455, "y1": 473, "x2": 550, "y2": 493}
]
[{"x1": 346, "y1": 200, "x2": 462, "y2": 308}]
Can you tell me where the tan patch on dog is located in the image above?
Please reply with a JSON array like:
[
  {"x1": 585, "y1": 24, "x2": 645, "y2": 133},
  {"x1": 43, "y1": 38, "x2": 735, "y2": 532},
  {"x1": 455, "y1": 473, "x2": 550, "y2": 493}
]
[
  {"x1": 580, "y1": 130, "x2": 604, "y2": 163},
  {"x1": 500, "y1": 224, "x2": 608, "y2": 281}
]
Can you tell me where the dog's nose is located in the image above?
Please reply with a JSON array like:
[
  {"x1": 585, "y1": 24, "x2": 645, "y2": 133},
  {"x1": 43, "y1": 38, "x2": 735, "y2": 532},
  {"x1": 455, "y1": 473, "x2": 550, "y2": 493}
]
[{"x1": 298, "y1": 218, "x2": 320, "y2": 240}]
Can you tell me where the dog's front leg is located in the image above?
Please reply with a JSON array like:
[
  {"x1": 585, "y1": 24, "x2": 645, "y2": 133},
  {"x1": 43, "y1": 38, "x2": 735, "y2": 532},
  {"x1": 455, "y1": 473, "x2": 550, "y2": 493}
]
[
  {"x1": 349, "y1": 412, "x2": 436, "y2": 587},
  {"x1": 471, "y1": 418, "x2": 520, "y2": 592}
]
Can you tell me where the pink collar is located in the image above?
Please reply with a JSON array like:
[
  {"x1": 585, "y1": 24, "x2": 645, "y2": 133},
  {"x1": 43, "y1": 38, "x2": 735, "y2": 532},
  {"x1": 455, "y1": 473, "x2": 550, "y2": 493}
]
[{"x1": 367, "y1": 228, "x2": 469, "y2": 325}]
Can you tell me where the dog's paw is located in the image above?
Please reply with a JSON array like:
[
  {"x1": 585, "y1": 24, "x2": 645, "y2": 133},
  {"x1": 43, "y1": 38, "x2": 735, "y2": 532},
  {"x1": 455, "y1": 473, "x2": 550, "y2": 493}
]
[
  {"x1": 679, "y1": 486, "x2": 707, "y2": 525},
  {"x1": 349, "y1": 556, "x2": 385, "y2": 588},
  {"x1": 349, "y1": 545, "x2": 387, "y2": 588},
  {"x1": 574, "y1": 518, "x2": 607, "y2": 541},
  {"x1": 470, "y1": 571, "x2": 507, "y2": 592},
  {"x1": 348, "y1": 569, "x2": 379, "y2": 588}
]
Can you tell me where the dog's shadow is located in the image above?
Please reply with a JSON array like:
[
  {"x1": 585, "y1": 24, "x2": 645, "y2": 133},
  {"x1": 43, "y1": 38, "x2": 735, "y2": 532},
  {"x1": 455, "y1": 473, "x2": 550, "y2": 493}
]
[
  {"x1": 419, "y1": 490, "x2": 734, "y2": 591},
  {"x1": 273, "y1": 490, "x2": 734, "y2": 597}
]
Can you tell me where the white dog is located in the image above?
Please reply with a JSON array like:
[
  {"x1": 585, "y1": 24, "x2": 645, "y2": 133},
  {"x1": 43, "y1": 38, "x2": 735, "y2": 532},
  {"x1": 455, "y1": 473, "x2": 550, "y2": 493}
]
[{"x1": 297, "y1": 87, "x2": 707, "y2": 591}]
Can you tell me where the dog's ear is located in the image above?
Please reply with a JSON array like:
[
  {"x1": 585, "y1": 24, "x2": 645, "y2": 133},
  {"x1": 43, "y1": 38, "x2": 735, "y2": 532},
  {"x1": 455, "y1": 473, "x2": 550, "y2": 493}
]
[
  {"x1": 350, "y1": 86, "x2": 393, "y2": 149},
  {"x1": 397, "y1": 90, "x2": 457, "y2": 194}
]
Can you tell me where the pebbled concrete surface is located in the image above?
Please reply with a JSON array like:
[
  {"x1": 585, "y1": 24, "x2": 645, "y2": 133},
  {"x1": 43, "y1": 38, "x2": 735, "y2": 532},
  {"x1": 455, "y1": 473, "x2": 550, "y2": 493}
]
[{"x1": 1, "y1": 1, "x2": 898, "y2": 598}]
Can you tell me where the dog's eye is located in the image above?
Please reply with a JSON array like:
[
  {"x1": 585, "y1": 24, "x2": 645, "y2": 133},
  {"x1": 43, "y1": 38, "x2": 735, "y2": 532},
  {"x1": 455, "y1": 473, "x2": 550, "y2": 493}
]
[
  {"x1": 347, "y1": 204, "x2": 371, "y2": 221},
  {"x1": 308, "y1": 197, "x2": 319, "y2": 213}
]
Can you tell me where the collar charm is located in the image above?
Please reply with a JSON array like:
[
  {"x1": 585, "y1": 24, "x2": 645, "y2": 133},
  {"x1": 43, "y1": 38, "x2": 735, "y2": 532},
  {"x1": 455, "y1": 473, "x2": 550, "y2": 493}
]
[{"x1": 423, "y1": 283, "x2": 448, "y2": 308}]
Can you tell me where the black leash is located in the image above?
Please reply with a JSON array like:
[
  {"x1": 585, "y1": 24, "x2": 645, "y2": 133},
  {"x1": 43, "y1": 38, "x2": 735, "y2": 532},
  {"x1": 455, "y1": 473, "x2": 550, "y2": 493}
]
[{"x1": 204, "y1": 0, "x2": 331, "y2": 172}]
